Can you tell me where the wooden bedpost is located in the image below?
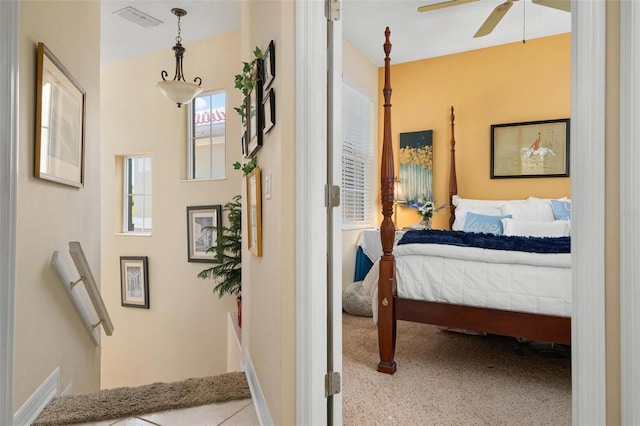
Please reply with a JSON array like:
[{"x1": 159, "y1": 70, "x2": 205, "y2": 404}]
[
  {"x1": 448, "y1": 106, "x2": 458, "y2": 229},
  {"x1": 377, "y1": 27, "x2": 397, "y2": 374}
]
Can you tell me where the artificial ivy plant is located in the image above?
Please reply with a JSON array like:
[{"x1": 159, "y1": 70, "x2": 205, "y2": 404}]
[{"x1": 233, "y1": 46, "x2": 263, "y2": 120}]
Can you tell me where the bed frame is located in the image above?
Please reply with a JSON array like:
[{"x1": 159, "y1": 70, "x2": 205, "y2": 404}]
[{"x1": 376, "y1": 28, "x2": 571, "y2": 374}]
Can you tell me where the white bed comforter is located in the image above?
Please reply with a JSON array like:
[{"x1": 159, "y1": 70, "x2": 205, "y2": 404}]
[{"x1": 362, "y1": 243, "x2": 572, "y2": 324}]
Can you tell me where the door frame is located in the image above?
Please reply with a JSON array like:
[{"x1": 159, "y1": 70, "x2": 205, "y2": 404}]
[{"x1": 0, "y1": 0, "x2": 18, "y2": 424}]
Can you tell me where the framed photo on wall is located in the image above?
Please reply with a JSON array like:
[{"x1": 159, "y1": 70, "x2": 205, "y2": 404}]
[
  {"x1": 491, "y1": 118, "x2": 570, "y2": 178},
  {"x1": 35, "y1": 42, "x2": 86, "y2": 188},
  {"x1": 120, "y1": 256, "x2": 149, "y2": 309},
  {"x1": 261, "y1": 40, "x2": 275, "y2": 90},
  {"x1": 187, "y1": 205, "x2": 222, "y2": 263},
  {"x1": 246, "y1": 167, "x2": 262, "y2": 257}
]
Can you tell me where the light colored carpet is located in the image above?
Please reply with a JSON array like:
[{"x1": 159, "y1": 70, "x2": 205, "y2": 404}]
[
  {"x1": 342, "y1": 313, "x2": 571, "y2": 425},
  {"x1": 32, "y1": 371, "x2": 251, "y2": 426}
]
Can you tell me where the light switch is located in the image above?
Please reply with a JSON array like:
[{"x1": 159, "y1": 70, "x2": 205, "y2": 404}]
[{"x1": 265, "y1": 174, "x2": 272, "y2": 199}]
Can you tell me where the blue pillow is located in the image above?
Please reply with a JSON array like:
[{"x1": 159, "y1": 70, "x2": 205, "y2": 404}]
[
  {"x1": 551, "y1": 200, "x2": 571, "y2": 221},
  {"x1": 463, "y1": 212, "x2": 512, "y2": 236}
]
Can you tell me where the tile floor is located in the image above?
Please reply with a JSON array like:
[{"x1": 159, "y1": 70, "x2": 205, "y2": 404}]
[{"x1": 73, "y1": 398, "x2": 258, "y2": 426}]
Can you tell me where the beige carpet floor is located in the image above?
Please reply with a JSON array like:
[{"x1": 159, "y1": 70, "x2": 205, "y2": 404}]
[
  {"x1": 32, "y1": 371, "x2": 251, "y2": 426},
  {"x1": 342, "y1": 313, "x2": 571, "y2": 425}
]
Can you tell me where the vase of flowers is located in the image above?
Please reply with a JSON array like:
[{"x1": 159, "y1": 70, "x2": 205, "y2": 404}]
[{"x1": 409, "y1": 196, "x2": 446, "y2": 229}]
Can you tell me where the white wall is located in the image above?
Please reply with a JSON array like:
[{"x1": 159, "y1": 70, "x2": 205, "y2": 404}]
[
  {"x1": 100, "y1": 31, "x2": 242, "y2": 388},
  {"x1": 14, "y1": 0, "x2": 101, "y2": 410}
]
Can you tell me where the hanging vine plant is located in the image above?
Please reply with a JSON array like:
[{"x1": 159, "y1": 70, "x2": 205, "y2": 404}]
[{"x1": 233, "y1": 46, "x2": 263, "y2": 121}]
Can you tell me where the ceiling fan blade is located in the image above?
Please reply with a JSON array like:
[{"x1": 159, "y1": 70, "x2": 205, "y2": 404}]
[
  {"x1": 417, "y1": 0, "x2": 478, "y2": 13},
  {"x1": 532, "y1": 0, "x2": 571, "y2": 13},
  {"x1": 473, "y1": 0, "x2": 515, "y2": 38}
]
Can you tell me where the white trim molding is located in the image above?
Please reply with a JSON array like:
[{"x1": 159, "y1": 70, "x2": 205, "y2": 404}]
[
  {"x1": 620, "y1": 0, "x2": 640, "y2": 423},
  {"x1": 13, "y1": 367, "x2": 60, "y2": 426},
  {"x1": 295, "y1": 0, "x2": 329, "y2": 425},
  {"x1": 243, "y1": 348, "x2": 273, "y2": 426},
  {"x1": 571, "y1": 0, "x2": 607, "y2": 424},
  {"x1": 0, "y1": 0, "x2": 19, "y2": 424}
]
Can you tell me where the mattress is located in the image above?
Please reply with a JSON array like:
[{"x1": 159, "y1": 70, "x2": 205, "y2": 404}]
[{"x1": 363, "y1": 242, "x2": 572, "y2": 324}]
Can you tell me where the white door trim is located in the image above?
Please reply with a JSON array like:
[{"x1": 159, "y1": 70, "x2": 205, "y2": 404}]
[
  {"x1": 0, "y1": 0, "x2": 19, "y2": 424},
  {"x1": 571, "y1": 0, "x2": 607, "y2": 424},
  {"x1": 620, "y1": 0, "x2": 640, "y2": 423},
  {"x1": 295, "y1": 0, "x2": 329, "y2": 423}
]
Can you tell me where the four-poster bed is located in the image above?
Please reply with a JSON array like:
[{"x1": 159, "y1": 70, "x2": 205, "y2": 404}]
[{"x1": 376, "y1": 28, "x2": 571, "y2": 374}]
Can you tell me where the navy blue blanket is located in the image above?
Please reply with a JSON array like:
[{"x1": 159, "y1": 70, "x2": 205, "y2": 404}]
[{"x1": 398, "y1": 229, "x2": 570, "y2": 254}]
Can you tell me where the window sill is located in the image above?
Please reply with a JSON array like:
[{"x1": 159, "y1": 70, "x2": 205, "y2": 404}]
[
  {"x1": 115, "y1": 232, "x2": 152, "y2": 237},
  {"x1": 178, "y1": 178, "x2": 227, "y2": 183}
]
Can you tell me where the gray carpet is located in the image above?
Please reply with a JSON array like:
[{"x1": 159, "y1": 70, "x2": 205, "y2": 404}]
[
  {"x1": 342, "y1": 313, "x2": 572, "y2": 425},
  {"x1": 32, "y1": 371, "x2": 251, "y2": 426}
]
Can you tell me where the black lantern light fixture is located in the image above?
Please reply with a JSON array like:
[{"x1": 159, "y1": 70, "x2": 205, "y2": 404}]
[{"x1": 156, "y1": 8, "x2": 202, "y2": 107}]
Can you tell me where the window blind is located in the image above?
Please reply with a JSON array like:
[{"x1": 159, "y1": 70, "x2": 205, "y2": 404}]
[{"x1": 342, "y1": 79, "x2": 375, "y2": 227}]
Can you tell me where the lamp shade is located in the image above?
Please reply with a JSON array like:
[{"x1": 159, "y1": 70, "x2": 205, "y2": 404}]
[{"x1": 156, "y1": 80, "x2": 203, "y2": 107}]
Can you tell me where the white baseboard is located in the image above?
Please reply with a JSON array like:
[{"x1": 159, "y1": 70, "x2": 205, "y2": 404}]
[
  {"x1": 243, "y1": 348, "x2": 273, "y2": 426},
  {"x1": 13, "y1": 367, "x2": 60, "y2": 426}
]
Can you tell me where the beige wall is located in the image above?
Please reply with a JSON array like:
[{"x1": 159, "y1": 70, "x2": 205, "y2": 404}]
[
  {"x1": 342, "y1": 38, "x2": 379, "y2": 289},
  {"x1": 14, "y1": 0, "x2": 101, "y2": 410},
  {"x1": 241, "y1": 1, "x2": 296, "y2": 424},
  {"x1": 381, "y1": 34, "x2": 571, "y2": 229},
  {"x1": 100, "y1": 31, "x2": 242, "y2": 389}
]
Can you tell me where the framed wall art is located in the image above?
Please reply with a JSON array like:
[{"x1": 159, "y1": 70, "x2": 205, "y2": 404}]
[
  {"x1": 120, "y1": 256, "x2": 149, "y2": 309},
  {"x1": 187, "y1": 205, "x2": 222, "y2": 263},
  {"x1": 244, "y1": 56, "x2": 263, "y2": 158},
  {"x1": 399, "y1": 130, "x2": 434, "y2": 205},
  {"x1": 246, "y1": 167, "x2": 262, "y2": 257},
  {"x1": 261, "y1": 40, "x2": 275, "y2": 90},
  {"x1": 35, "y1": 42, "x2": 86, "y2": 188},
  {"x1": 262, "y1": 88, "x2": 276, "y2": 134},
  {"x1": 490, "y1": 118, "x2": 570, "y2": 178}
]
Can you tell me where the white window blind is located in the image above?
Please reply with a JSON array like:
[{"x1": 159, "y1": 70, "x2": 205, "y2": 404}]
[{"x1": 342, "y1": 79, "x2": 375, "y2": 228}]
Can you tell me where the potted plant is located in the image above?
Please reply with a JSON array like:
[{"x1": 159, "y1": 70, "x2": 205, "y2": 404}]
[{"x1": 198, "y1": 195, "x2": 243, "y2": 325}]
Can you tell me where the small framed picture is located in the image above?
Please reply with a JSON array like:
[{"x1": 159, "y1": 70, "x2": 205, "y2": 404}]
[
  {"x1": 262, "y1": 88, "x2": 276, "y2": 134},
  {"x1": 246, "y1": 167, "x2": 263, "y2": 257},
  {"x1": 120, "y1": 256, "x2": 149, "y2": 309},
  {"x1": 245, "y1": 84, "x2": 263, "y2": 158},
  {"x1": 261, "y1": 40, "x2": 275, "y2": 90},
  {"x1": 187, "y1": 205, "x2": 222, "y2": 263}
]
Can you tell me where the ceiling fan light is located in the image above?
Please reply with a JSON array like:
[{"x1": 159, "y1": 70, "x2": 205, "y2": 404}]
[{"x1": 156, "y1": 80, "x2": 203, "y2": 107}]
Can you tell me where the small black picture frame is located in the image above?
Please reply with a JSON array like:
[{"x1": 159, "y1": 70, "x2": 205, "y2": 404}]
[
  {"x1": 262, "y1": 88, "x2": 276, "y2": 134},
  {"x1": 120, "y1": 256, "x2": 149, "y2": 309},
  {"x1": 262, "y1": 40, "x2": 275, "y2": 90},
  {"x1": 187, "y1": 205, "x2": 223, "y2": 263}
]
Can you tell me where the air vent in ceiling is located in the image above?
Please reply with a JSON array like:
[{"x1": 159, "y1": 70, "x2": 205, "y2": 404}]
[{"x1": 113, "y1": 6, "x2": 163, "y2": 28}]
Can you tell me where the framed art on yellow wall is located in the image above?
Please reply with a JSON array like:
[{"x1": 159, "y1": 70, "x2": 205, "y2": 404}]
[
  {"x1": 35, "y1": 42, "x2": 86, "y2": 188},
  {"x1": 246, "y1": 167, "x2": 262, "y2": 256}
]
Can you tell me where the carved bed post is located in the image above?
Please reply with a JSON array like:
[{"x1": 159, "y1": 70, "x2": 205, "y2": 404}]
[
  {"x1": 377, "y1": 27, "x2": 397, "y2": 374},
  {"x1": 448, "y1": 106, "x2": 458, "y2": 229}
]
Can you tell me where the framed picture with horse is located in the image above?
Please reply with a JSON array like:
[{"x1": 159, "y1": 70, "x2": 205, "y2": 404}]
[{"x1": 490, "y1": 118, "x2": 570, "y2": 179}]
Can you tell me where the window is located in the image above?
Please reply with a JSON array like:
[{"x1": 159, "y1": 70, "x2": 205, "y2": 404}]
[
  {"x1": 342, "y1": 79, "x2": 375, "y2": 228},
  {"x1": 188, "y1": 90, "x2": 226, "y2": 180},
  {"x1": 123, "y1": 156, "x2": 152, "y2": 233}
]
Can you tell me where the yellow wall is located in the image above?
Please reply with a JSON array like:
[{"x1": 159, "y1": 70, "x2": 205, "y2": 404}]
[
  {"x1": 381, "y1": 34, "x2": 571, "y2": 229},
  {"x1": 14, "y1": 0, "x2": 101, "y2": 410},
  {"x1": 100, "y1": 32, "x2": 242, "y2": 388}
]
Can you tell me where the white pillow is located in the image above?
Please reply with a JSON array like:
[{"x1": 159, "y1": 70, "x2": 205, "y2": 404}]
[
  {"x1": 502, "y1": 200, "x2": 556, "y2": 222},
  {"x1": 501, "y1": 218, "x2": 571, "y2": 237},
  {"x1": 451, "y1": 196, "x2": 511, "y2": 231}
]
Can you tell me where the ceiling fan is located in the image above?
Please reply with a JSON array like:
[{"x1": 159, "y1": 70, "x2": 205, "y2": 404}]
[{"x1": 417, "y1": 0, "x2": 570, "y2": 38}]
